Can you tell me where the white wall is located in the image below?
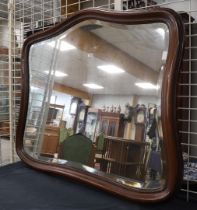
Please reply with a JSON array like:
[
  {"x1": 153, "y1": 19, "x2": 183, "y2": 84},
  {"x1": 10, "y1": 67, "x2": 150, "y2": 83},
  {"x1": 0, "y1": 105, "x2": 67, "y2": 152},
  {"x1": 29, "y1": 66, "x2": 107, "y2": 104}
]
[
  {"x1": 45, "y1": 92, "x2": 159, "y2": 131},
  {"x1": 137, "y1": 96, "x2": 160, "y2": 107},
  {"x1": 91, "y1": 94, "x2": 132, "y2": 113},
  {"x1": 91, "y1": 94, "x2": 159, "y2": 113}
]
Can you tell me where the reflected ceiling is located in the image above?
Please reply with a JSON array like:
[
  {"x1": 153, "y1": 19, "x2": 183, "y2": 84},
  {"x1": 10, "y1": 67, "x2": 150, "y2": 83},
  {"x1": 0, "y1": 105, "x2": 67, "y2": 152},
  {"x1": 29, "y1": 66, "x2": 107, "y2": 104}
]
[{"x1": 30, "y1": 22, "x2": 168, "y2": 96}]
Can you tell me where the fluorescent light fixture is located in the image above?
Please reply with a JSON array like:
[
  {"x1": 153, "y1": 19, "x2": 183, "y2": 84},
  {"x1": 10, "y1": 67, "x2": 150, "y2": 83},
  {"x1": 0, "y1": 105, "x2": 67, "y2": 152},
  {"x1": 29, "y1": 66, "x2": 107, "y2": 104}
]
[
  {"x1": 30, "y1": 86, "x2": 39, "y2": 91},
  {"x1": 48, "y1": 41, "x2": 56, "y2": 48},
  {"x1": 48, "y1": 41, "x2": 76, "y2": 51},
  {"x1": 59, "y1": 34, "x2": 66, "y2": 40},
  {"x1": 82, "y1": 165, "x2": 96, "y2": 173},
  {"x1": 44, "y1": 70, "x2": 68, "y2": 77},
  {"x1": 50, "y1": 95, "x2": 56, "y2": 103},
  {"x1": 83, "y1": 83, "x2": 104, "y2": 89},
  {"x1": 97, "y1": 65, "x2": 125, "y2": 74},
  {"x1": 135, "y1": 82, "x2": 159, "y2": 90},
  {"x1": 88, "y1": 53, "x2": 93, "y2": 58},
  {"x1": 60, "y1": 41, "x2": 76, "y2": 51},
  {"x1": 155, "y1": 28, "x2": 165, "y2": 39},
  {"x1": 162, "y1": 50, "x2": 168, "y2": 61}
]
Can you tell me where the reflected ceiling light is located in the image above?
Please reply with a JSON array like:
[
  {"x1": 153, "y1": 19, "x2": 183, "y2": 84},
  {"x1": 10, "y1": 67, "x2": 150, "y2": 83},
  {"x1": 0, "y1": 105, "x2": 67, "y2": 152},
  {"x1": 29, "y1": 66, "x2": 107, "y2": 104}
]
[
  {"x1": 48, "y1": 41, "x2": 56, "y2": 48},
  {"x1": 135, "y1": 82, "x2": 159, "y2": 90},
  {"x1": 162, "y1": 50, "x2": 168, "y2": 61},
  {"x1": 155, "y1": 28, "x2": 165, "y2": 39},
  {"x1": 88, "y1": 53, "x2": 93, "y2": 58},
  {"x1": 60, "y1": 41, "x2": 76, "y2": 51},
  {"x1": 44, "y1": 70, "x2": 68, "y2": 77},
  {"x1": 48, "y1": 41, "x2": 76, "y2": 51},
  {"x1": 30, "y1": 86, "x2": 39, "y2": 91},
  {"x1": 97, "y1": 65, "x2": 125, "y2": 74},
  {"x1": 59, "y1": 34, "x2": 66, "y2": 40},
  {"x1": 82, "y1": 165, "x2": 96, "y2": 173},
  {"x1": 54, "y1": 71, "x2": 68, "y2": 77},
  {"x1": 83, "y1": 83, "x2": 104, "y2": 89}
]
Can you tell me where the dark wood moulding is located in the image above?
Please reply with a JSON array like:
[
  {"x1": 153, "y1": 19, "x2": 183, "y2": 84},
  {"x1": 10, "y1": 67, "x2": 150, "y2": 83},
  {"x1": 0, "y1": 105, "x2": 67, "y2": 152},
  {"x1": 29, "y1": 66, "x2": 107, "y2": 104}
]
[{"x1": 16, "y1": 8, "x2": 185, "y2": 202}]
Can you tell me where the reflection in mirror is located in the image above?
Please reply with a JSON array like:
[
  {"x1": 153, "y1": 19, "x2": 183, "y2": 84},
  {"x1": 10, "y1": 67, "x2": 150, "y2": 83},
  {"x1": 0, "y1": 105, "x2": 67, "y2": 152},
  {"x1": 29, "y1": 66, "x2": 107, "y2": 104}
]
[{"x1": 24, "y1": 20, "x2": 169, "y2": 190}]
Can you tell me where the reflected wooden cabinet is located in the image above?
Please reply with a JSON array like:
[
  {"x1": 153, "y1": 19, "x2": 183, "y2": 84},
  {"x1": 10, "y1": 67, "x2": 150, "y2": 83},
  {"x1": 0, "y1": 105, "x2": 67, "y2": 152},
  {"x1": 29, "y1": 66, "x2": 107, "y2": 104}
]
[
  {"x1": 40, "y1": 126, "x2": 59, "y2": 157},
  {"x1": 40, "y1": 103, "x2": 64, "y2": 156},
  {"x1": 85, "y1": 109, "x2": 124, "y2": 142},
  {"x1": 135, "y1": 123, "x2": 145, "y2": 142},
  {"x1": 99, "y1": 112, "x2": 124, "y2": 138},
  {"x1": 0, "y1": 122, "x2": 10, "y2": 137},
  {"x1": 100, "y1": 137, "x2": 149, "y2": 181}
]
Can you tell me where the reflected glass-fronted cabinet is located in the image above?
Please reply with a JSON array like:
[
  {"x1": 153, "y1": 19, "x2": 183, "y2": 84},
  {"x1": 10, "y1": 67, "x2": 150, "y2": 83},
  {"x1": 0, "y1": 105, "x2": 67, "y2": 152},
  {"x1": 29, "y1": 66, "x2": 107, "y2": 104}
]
[
  {"x1": 85, "y1": 109, "x2": 124, "y2": 142},
  {"x1": 85, "y1": 108, "x2": 100, "y2": 141},
  {"x1": 75, "y1": 104, "x2": 89, "y2": 134},
  {"x1": 99, "y1": 112, "x2": 124, "y2": 138}
]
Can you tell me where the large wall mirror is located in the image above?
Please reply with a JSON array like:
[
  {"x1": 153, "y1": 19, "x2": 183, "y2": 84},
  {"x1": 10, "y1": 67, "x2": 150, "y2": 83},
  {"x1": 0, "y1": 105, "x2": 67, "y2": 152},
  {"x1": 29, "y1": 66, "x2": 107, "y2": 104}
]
[{"x1": 17, "y1": 8, "x2": 184, "y2": 202}]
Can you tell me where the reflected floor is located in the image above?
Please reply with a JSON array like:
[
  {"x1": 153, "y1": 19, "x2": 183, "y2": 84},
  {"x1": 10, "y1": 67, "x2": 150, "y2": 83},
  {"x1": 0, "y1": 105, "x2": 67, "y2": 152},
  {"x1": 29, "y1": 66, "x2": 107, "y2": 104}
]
[{"x1": 24, "y1": 152, "x2": 165, "y2": 190}]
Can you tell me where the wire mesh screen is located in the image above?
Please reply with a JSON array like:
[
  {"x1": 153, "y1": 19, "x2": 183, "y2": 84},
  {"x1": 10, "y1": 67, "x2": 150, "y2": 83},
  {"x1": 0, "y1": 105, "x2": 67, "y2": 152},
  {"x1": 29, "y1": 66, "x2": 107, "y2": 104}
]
[
  {"x1": 4, "y1": 0, "x2": 195, "y2": 201},
  {"x1": 0, "y1": 0, "x2": 13, "y2": 166}
]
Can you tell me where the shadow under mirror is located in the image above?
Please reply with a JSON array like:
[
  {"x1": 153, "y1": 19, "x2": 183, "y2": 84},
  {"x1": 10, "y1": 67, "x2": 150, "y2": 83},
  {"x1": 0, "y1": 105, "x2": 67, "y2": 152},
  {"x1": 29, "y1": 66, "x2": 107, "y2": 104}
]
[{"x1": 24, "y1": 19, "x2": 169, "y2": 190}]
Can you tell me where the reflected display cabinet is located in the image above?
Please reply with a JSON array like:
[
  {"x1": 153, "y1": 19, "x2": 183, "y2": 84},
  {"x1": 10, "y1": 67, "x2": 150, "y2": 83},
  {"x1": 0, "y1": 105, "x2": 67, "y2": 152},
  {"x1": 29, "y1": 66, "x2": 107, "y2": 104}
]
[
  {"x1": 99, "y1": 112, "x2": 124, "y2": 138},
  {"x1": 100, "y1": 137, "x2": 150, "y2": 182},
  {"x1": 85, "y1": 109, "x2": 124, "y2": 142},
  {"x1": 40, "y1": 126, "x2": 60, "y2": 157},
  {"x1": 85, "y1": 108, "x2": 100, "y2": 141}
]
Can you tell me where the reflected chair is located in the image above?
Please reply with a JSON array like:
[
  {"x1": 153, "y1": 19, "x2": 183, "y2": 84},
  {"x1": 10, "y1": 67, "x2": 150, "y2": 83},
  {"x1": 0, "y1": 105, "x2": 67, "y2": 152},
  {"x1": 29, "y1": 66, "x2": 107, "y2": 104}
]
[{"x1": 59, "y1": 133, "x2": 95, "y2": 167}]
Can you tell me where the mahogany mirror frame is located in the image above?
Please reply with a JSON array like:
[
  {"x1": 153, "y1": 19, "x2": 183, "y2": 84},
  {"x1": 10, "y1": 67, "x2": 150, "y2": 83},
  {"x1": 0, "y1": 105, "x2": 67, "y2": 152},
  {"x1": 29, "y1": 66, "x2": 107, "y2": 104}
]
[{"x1": 16, "y1": 8, "x2": 184, "y2": 203}]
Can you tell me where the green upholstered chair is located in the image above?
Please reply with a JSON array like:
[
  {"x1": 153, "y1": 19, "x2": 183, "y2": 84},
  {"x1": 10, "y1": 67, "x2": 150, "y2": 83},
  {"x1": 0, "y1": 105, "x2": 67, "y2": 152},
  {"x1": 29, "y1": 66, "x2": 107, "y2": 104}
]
[
  {"x1": 59, "y1": 133, "x2": 95, "y2": 167},
  {"x1": 59, "y1": 128, "x2": 73, "y2": 143}
]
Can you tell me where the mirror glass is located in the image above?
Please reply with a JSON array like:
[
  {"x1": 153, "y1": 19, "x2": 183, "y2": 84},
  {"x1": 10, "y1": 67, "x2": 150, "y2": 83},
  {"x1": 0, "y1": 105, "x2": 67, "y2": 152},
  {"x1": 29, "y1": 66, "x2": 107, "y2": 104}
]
[{"x1": 23, "y1": 19, "x2": 169, "y2": 190}]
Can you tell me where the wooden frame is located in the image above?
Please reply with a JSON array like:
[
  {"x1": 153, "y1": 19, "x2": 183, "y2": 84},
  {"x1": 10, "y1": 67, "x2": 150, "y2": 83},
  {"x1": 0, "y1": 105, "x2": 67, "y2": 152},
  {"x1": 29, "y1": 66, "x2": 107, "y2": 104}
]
[{"x1": 16, "y1": 8, "x2": 184, "y2": 202}]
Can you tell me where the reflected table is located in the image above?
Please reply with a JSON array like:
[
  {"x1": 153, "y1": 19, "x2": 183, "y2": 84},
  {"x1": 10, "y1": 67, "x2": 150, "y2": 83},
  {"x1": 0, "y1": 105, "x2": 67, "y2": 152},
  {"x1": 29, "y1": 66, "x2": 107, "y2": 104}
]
[{"x1": 0, "y1": 162, "x2": 197, "y2": 210}]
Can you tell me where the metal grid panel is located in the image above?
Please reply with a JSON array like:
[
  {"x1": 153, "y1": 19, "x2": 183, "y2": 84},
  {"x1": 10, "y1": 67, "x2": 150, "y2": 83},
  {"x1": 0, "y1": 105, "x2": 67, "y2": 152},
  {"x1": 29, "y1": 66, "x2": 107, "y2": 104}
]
[
  {"x1": 0, "y1": 0, "x2": 21, "y2": 166},
  {"x1": 0, "y1": 0, "x2": 13, "y2": 166},
  {"x1": 8, "y1": 0, "x2": 197, "y2": 201}
]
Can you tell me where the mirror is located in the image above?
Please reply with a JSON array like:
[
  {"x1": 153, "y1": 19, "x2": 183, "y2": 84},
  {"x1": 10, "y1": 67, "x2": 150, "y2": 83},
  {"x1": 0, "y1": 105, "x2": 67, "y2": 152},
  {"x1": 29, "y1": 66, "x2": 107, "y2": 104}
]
[{"x1": 17, "y1": 8, "x2": 184, "y2": 202}]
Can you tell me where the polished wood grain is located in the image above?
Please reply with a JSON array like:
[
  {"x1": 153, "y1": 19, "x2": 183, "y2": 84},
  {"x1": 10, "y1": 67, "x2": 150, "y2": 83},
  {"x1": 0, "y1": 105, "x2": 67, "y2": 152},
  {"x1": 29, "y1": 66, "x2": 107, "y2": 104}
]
[{"x1": 16, "y1": 8, "x2": 184, "y2": 202}]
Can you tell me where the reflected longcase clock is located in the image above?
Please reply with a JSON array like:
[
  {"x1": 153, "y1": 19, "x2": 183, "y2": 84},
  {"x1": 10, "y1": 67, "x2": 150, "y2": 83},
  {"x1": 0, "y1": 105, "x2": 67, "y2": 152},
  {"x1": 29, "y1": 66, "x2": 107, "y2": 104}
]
[{"x1": 135, "y1": 105, "x2": 146, "y2": 142}]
